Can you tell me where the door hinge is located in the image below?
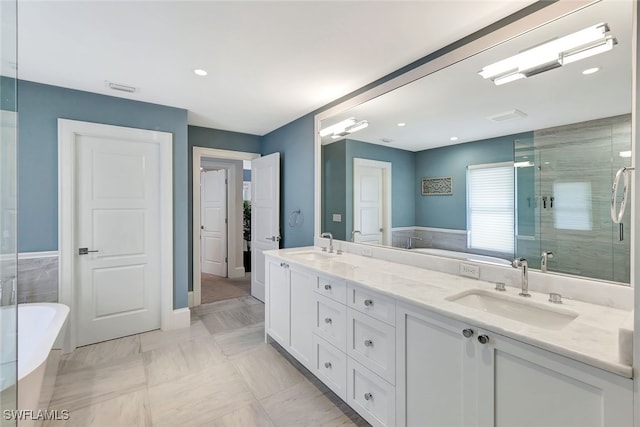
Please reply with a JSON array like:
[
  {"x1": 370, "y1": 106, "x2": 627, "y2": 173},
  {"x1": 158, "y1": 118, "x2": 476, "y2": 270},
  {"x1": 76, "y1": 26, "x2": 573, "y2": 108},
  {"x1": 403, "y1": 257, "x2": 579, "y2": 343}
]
[
  {"x1": 225, "y1": 218, "x2": 228, "y2": 224},
  {"x1": 225, "y1": 257, "x2": 228, "y2": 263},
  {"x1": 225, "y1": 178, "x2": 228, "y2": 184},
  {"x1": 201, "y1": 225, "x2": 204, "y2": 230}
]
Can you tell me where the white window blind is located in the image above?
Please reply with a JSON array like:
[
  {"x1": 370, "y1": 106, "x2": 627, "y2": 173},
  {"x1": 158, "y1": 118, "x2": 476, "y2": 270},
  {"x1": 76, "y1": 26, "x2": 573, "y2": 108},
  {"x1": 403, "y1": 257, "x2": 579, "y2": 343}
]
[{"x1": 467, "y1": 163, "x2": 514, "y2": 253}]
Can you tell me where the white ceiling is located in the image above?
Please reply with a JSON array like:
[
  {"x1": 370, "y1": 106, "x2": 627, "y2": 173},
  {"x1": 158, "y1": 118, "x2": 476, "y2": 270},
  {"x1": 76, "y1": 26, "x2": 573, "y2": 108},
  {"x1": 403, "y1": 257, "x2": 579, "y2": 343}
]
[
  {"x1": 321, "y1": 0, "x2": 632, "y2": 152},
  {"x1": 16, "y1": 1, "x2": 536, "y2": 136}
]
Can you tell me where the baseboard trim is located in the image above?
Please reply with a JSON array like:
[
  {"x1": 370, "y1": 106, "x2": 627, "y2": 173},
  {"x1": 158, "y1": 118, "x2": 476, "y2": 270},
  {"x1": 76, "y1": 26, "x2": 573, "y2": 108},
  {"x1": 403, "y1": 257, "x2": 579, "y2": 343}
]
[
  {"x1": 162, "y1": 308, "x2": 190, "y2": 331},
  {"x1": 188, "y1": 291, "x2": 194, "y2": 308}
]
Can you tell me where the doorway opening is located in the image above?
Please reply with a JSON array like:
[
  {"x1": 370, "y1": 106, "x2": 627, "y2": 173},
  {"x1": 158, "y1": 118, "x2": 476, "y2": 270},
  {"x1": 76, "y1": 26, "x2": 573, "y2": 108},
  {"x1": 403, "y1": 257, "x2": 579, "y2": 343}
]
[{"x1": 192, "y1": 148, "x2": 259, "y2": 307}]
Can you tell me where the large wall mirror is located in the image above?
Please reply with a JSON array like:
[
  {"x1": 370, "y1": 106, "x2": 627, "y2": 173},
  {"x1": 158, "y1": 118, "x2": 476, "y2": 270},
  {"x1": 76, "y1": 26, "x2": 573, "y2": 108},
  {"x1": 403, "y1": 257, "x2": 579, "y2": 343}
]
[{"x1": 317, "y1": 0, "x2": 633, "y2": 285}]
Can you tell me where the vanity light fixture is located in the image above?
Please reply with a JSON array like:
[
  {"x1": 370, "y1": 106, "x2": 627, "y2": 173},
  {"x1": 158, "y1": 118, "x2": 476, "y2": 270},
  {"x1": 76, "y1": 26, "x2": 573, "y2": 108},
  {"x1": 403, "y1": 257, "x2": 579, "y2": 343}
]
[
  {"x1": 193, "y1": 69, "x2": 208, "y2": 76},
  {"x1": 479, "y1": 23, "x2": 616, "y2": 86},
  {"x1": 582, "y1": 67, "x2": 600, "y2": 75},
  {"x1": 321, "y1": 117, "x2": 368, "y2": 138},
  {"x1": 450, "y1": 136, "x2": 458, "y2": 141}
]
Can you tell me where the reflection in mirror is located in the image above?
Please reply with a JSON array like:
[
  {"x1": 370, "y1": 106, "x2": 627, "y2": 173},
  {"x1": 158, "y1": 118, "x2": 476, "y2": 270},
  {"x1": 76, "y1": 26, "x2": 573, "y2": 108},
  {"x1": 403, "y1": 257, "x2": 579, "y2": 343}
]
[{"x1": 320, "y1": 0, "x2": 632, "y2": 284}]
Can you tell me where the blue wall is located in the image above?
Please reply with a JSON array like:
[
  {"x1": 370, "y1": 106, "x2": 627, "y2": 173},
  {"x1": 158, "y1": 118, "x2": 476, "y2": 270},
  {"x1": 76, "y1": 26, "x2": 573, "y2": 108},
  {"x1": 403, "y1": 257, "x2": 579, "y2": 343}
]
[
  {"x1": 17, "y1": 80, "x2": 190, "y2": 309},
  {"x1": 261, "y1": 113, "x2": 315, "y2": 248},
  {"x1": 322, "y1": 140, "x2": 347, "y2": 240},
  {"x1": 187, "y1": 124, "x2": 261, "y2": 291},
  {"x1": 414, "y1": 133, "x2": 528, "y2": 230}
]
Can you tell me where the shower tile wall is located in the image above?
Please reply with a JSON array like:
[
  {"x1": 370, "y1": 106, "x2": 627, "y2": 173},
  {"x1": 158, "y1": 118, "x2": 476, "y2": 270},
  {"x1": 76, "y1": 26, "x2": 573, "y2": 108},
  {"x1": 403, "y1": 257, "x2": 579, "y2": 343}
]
[
  {"x1": 526, "y1": 114, "x2": 631, "y2": 283},
  {"x1": 17, "y1": 255, "x2": 58, "y2": 303}
]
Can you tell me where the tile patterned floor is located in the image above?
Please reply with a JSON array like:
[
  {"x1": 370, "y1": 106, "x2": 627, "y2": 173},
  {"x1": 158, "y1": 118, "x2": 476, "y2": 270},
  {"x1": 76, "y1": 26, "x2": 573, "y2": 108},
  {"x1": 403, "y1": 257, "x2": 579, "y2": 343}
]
[{"x1": 45, "y1": 296, "x2": 370, "y2": 427}]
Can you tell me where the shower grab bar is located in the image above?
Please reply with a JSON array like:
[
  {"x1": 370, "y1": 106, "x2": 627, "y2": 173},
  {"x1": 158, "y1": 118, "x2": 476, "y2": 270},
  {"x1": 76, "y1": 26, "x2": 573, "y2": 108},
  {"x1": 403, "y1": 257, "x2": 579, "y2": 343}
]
[{"x1": 611, "y1": 166, "x2": 634, "y2": 224}]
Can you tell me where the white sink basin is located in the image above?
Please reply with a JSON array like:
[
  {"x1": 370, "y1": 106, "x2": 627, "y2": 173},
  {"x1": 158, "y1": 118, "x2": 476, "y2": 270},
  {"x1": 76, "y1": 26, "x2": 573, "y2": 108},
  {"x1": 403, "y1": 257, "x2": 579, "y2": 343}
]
[
  {"x1": 288, "y1": 250, "x2": 336, "y2": 261},
  {"x1": 446, "y1": 289, "x2": 578, "y2": 330}
]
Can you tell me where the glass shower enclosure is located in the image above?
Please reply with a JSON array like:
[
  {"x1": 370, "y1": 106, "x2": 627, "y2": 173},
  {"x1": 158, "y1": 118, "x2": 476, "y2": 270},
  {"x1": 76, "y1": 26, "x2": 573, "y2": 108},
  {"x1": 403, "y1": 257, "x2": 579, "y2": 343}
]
[{"x1": 516, "y1": 114, "x2": 632, "y2": 283}]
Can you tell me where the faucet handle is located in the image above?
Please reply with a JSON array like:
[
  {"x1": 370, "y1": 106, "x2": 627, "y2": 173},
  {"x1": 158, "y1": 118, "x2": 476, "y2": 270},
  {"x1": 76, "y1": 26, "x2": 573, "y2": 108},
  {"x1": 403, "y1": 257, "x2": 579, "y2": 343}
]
[{"x1": 548, "y1": 292, "x2": 562, "y2": 304}]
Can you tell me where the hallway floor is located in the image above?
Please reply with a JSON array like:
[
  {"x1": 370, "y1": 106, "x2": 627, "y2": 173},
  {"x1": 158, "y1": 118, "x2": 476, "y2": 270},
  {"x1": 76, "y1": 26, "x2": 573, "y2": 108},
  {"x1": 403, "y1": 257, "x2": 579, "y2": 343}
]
[
  {"x1": 45, "y1": 296, "x2": 369, "y2": 427},
  {"x1": 201, "y1": 273, "x2": 251, "y2": 304}
]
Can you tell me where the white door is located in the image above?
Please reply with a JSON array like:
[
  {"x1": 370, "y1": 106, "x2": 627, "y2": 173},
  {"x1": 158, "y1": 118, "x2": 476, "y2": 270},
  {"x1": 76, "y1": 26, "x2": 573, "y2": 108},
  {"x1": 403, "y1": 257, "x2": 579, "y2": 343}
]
[
  {"x1": 353, "y1": 158, "x2": 391, "y2": 245},
  {"x1": 251, "y1": 153, "x2": 280, "y2": 302},
  {"x1": 200, "y1": 169, "x2": 227, "y2": 277},
  {"x1": 76, "y1": 133, "x2": 162, "y2": 346}
]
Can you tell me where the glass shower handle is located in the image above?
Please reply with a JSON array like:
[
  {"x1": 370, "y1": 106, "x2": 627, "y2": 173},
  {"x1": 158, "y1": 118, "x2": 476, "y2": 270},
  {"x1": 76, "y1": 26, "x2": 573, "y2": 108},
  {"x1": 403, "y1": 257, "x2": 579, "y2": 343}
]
[{"x1": 611, "y1": 167, "x2": 634, "y2": 242}]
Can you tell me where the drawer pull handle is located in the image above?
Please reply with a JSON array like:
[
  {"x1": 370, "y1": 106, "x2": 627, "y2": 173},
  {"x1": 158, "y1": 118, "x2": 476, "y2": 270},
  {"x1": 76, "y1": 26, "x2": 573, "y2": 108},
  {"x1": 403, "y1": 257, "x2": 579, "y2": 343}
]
[
  {"x1": 477, "y1": 335, "x2": 490, "y2": 344},
  {"x1": 364, "y1": 299, "x2": 374, "y2": 307},
  {"x1": 364, "y1": 339, "x2": 373, "y2": 347},
  {"x1": 364, "y1": 393, "x2": 373, "y2": 401},
  {"x1": 324, "y1": 284, "x2": 332, "y2": 291},
  {"x1": 324, "y1": 317, "x2": 332, "y2": 324},
  {"x1": 324, "y1": 362, "x2": 332, "y2": 369},
  {"x1": 462, "y1": 328, "x2": 474, "y2": 338}
]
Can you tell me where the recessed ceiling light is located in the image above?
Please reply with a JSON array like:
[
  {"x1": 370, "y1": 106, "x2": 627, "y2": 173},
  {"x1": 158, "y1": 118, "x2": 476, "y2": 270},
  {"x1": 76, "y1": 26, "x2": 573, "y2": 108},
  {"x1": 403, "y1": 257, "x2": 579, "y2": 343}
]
[
  {"x1": 397, "y1": 122, "x2": 406, "y2": 127},
  {"x1": 619, "y1": 150, "x2": 632, "y2": 158},
  {"x1": 582, "y1": 67, "x2": 600, "y2": 75},
  {"x1": 450, "y1": 136, "x2": 458, "y2": 141},
  {"x1": 194, "y1": 69, "x2": 208, "y2": 76}
]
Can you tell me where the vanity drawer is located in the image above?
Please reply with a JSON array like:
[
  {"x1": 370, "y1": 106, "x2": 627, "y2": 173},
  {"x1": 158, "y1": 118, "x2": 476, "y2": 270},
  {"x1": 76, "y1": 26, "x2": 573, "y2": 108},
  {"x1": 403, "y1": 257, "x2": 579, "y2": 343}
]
[
  {"x1": 315, "y1": 294, "x2": 347, "y2": 351},
  {"x1": 347, "y1": 308, "x2": 395, "y2": 384},
  {"x1": 348, "y1": 284, "x2": 396, "y2": 326},
  {"x1": 347, "y1": 357, "x2": 395, "y2": 427},
  {"x1": 316, "y1": 276, "x2": 347, "y2": 304},
  {"x1": 312, "y1": 334, "x2": 347, "y2": 401}
]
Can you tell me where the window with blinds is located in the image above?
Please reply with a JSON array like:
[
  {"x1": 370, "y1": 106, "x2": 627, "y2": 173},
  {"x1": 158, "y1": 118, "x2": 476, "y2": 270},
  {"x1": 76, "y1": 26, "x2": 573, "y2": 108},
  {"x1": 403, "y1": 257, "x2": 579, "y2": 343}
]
[{"x1": 467, "y1": 162, "x2": 515, "y2": 254}]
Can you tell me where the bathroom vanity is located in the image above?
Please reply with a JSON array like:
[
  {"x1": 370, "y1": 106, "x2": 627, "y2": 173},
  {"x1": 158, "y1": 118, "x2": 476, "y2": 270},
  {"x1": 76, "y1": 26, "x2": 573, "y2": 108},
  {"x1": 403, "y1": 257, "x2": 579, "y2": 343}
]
[{"x1": 264, "y1": 248, "x2": 632, "y2": 427}]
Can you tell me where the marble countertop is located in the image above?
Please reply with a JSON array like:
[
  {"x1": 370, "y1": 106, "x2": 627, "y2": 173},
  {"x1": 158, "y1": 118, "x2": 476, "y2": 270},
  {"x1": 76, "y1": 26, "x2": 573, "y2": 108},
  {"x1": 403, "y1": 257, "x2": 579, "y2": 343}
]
[{"x1": 266, "y1": 247, "x2": 633, "y2": 379}]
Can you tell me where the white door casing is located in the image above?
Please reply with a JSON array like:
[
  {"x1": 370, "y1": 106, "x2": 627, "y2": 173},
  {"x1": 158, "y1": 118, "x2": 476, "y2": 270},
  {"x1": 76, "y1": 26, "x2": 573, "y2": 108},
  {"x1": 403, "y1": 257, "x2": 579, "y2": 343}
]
[
  {"x1": 59, "y1": 119, "x2": 177, "y2": 352},
  {"x1": 192, "y1": 148, "x2": 260, "y2": 307},
  {"x1": 353, "y1": 158, "x2": 391, "y2": 245},
  {"x1": 251, "y1": 152, "x2": 280, "y2": 302},
  {"x1": 200, "y1": 169, "x2": 227, "y2": 277}
]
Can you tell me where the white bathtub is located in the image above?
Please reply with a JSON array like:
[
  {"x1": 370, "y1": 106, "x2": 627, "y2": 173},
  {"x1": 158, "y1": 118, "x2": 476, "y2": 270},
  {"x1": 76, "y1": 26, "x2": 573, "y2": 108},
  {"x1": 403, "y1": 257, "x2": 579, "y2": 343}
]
[
  {"x1": 15, "y1": 303, "x2": 69, "y2": 426},
  {"x1": 411, "y1": 248, "x2": 512, "y2": 266}
]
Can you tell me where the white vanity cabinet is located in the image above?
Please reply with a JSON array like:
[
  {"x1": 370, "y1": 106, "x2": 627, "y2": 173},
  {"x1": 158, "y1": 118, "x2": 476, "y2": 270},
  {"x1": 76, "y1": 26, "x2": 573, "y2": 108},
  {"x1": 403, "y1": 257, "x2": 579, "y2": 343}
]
[
  {"x1": 266, "y1": 258, "x2": 290, "y2": 347},
  {"x1": 265, "y1": 258, "x2": 316, "y2": 368},
  {"x1": 396, "y1": 303, "x2": 633, "y2": 427}
]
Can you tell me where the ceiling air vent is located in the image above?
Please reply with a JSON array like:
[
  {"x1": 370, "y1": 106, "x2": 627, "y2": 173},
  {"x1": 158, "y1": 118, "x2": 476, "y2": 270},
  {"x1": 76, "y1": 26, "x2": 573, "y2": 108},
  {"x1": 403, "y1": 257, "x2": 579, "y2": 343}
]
[
  {"x1": 487, "y1": 109, "x2": 527, "y2": 122},
  {"x1": 106, "y1": 81, "x2": 137, "y2": 93}
]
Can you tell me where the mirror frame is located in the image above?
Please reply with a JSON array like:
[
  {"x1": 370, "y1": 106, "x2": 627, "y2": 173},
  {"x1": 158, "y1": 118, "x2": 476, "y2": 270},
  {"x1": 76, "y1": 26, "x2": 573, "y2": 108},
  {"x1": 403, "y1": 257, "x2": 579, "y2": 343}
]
[{"x1": 313, "y1": 0, "x2": 603, "y2": 255}]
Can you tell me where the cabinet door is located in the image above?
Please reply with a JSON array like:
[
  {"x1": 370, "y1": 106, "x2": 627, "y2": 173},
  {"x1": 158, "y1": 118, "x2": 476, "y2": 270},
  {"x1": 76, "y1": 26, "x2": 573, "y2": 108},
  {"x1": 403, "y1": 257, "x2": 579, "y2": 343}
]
[
  {"x1": 478, "y1": 329, "x2": 633, "y2": 427},
  {"x1": 289, "y1": 266, "x2": 316, "y2": 368},
  {"x1": 266, "y1": 259, "x2": 290, "y2": 346},
  {"x1": 396, "y1": 304, "x2": 478, "y2": 427}
]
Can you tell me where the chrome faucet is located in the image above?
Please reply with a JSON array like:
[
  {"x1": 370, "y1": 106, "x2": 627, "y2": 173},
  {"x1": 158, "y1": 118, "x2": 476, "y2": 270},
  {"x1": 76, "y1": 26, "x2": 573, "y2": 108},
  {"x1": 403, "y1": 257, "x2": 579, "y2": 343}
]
[
  {"x1": 351, "y1": 230, "x2": 361, "y2": 242},
  {"x1": 512, "y1": 258, "x2": 530, "y2": 297},
  {"x1": 321, "y1": 232, "x2": 334, "y2": 253},
  {"x1": 407, "y1": 236, "x2": 423, "y2": 249},
  {"x1": 540, "y1": 251, "x2": 554, "y2": 273}
]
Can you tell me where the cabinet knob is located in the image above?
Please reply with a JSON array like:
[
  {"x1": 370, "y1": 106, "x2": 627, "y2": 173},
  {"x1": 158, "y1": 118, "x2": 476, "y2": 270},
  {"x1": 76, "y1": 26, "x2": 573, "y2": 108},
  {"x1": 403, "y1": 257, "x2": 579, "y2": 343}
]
[
  {"x1": 324, "y1": 362, "x2": 332, "y2": 369},
  {"x1": 324, "y1": 284, "x2": 332, "y2": 291},
  {"x1": 364, "y1": 299, "x2": 374, "y2": 307},
  {"x1": 280, "y1": 262, "x2": 285, "y2": 267},
  {"x1": 364, "y1": 339, "x2": 373, "y2": 347},
  {"x1": 324, "y1": 317, "x2": 332, "y2": 324},
  {"x1": 462, "y1": 328, "x2": 474, "y2": 338},
  {"x1": 364, "y1": 393, "x2": 373, "y2": 401},
  {"x1": 477, "y1": 335, "x2": 490, "y2": 344}
]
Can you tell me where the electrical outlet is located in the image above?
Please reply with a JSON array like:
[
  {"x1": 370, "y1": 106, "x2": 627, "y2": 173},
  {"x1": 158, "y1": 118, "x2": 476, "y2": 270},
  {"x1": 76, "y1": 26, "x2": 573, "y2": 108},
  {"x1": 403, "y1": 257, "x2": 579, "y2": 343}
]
[
  {"x1": 459, "y1": 263, "x2": 480, "y2": 279},
  {"x1": 361, "y1": 247, "x2": 373, "y2": 257}
]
